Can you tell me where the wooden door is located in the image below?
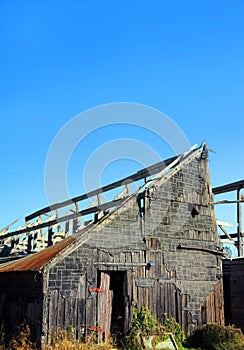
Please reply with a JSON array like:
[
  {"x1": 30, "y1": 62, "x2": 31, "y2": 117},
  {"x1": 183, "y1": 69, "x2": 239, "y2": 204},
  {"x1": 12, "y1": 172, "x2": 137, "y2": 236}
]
[{"x1": 97, "y1": 272, "x2": 113, "y2": 342}]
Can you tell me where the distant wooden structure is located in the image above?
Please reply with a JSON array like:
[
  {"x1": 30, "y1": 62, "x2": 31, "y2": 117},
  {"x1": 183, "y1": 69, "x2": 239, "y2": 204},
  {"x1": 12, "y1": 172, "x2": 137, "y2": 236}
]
[
  {"x1": 0, "y1": 144, "x2": 225, "y2": 345},
  {"x1": 213, "y1": 180, "x2": 244, "y2": 257}
]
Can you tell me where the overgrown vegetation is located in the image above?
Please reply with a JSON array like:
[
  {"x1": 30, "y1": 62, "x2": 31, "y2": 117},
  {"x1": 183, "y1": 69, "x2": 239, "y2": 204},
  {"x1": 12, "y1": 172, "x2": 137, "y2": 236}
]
[
  {"x1": 125, "y1": 307, "x2": 184, "y2": 349},
  {"x1": 184, "y1": 323, "x2": 244, "y2": 350},
  {"x1": 0, "y1": 325, "x2": 116, "y2": 350},
  {"x1": 1, "y1": 323, "x2": 36, "y2": 350}
]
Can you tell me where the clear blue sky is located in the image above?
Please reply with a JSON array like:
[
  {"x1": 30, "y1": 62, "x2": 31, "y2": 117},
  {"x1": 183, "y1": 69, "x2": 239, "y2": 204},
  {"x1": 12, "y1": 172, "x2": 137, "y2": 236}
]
[{"x1": 0, "y1": 1, "x2": 244, "y2": 236}]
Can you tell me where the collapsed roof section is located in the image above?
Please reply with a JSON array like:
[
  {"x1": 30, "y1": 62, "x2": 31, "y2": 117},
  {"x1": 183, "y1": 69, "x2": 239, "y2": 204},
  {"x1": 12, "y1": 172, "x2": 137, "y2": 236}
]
[{"x1": 0, "y1": 143, "x2": 210, "y2": 271}]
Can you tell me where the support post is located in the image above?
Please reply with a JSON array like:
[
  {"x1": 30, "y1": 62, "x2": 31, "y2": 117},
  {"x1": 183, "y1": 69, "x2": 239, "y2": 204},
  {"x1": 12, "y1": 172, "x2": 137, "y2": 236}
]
[
  {"x1": 237, "y1": 187, "x2": 243, "y2": 256},
  {"x1": 73, "y1": 202, "x2": 79, "y2": 233},
  {"x1": 48, "y1": 228, "x2": 53, "y2": 247}
]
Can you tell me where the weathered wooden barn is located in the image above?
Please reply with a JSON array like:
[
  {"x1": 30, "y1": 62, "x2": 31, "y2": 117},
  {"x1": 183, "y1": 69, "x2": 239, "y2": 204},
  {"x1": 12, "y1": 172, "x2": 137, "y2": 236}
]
[
  {"x1": 0, "y1": 144, "x2": 225, "y2": 345},
  {"x1": 223, "y1": 257, "x2": 244, "y2": 332}
]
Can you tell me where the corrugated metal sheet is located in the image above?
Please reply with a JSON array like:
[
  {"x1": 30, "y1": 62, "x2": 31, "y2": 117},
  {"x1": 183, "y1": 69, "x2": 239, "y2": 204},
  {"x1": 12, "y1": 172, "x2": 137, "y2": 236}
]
[{"x1": 0, "y1": 236, "x2": 76, "y2": 272}]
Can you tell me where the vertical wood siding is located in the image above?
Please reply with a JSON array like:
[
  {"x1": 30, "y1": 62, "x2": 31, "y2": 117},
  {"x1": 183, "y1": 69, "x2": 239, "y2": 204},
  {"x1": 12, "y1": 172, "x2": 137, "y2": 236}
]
[{"x1": 44, "y1": 238, "x2": 224, "y2": 341}]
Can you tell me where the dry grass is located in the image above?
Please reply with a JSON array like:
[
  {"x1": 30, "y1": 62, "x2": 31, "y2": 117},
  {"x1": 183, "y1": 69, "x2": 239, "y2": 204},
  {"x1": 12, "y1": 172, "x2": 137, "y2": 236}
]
[
  {"x1": 42, "y1": 337, "x2": 118, "y2": 350},
  {"x1": 42, "y1": 329, "x2": 118, "y2": 350},
  {"x1": 0, "y1": 325, "x2": 119, "y2": 350},
  {"x1": 7, "y1": 324, "x2": 35, "y2": 350}
]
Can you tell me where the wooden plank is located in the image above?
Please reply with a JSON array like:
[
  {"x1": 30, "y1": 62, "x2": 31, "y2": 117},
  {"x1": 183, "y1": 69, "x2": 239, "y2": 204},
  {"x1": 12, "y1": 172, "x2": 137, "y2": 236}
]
[
  {"x1": 49, "y1": 290, "x2": 59, "y2": 340},
  {"x1": 170, "y1": 284, "x2": 176, "y2": 319},
  {"x1": 70, "y1": 288, "x2": 78, "y2": 333},
  {"x1": 219, "y1": 232, "x2": 241, "y2": 239},
  {"x1": 4, "y1": 198, "x2": 126, "y2": 239},
  {"x1": 178, "y1": 244, "x2": 225, "y2": 256},
  {"x1": 216, "y1": 220, "x2": 233, "y2": 227},
  {"x1": 213, "y1": 199, "x2": 244, "y2": 205},
  {"x1": 125, "y1": 269, "x2": 132, "y2": 332},
  {"x1": 97, "y1": 272, "x2": 104, "y2": 343},
  {"x1": 0, "y1": 218, "x2": 19, "y2": 232},
  {"x1": 77, "y1": 274, "x2": 86, "y2": 339},
  {"x1": 26, "y1": 155, "x2": 178, "y2": 221},
  {"x1": 86, "y1": 250, "x2": 97, "y2": 337},
  {"x1": 176, "y1": 289, "x2": 182, "y2": 325},
  {"x1": 64, "y1": 296, "x2": 69, "y2": 331},
  {"x1": 237, "y1": 187, "x2": 243, "y2": 256},
  {"x1": 97, "y1": 272, "x2": 113, "y2": 342},
  {"x1": 213, "y1": 179, "x2": 244, "y2": 194},
  {"x1": 57, "y1": 293, "x2": 65, "y2": 328},
  {"x1": 181, "y1": 294, "x2": 188, "y2": 334},
  {"x1": 136, "y1": 252, "x2": 144, "y2": 309},
  {"x1": 218, "y1": 225, "x2": 234, "y2": 242}
]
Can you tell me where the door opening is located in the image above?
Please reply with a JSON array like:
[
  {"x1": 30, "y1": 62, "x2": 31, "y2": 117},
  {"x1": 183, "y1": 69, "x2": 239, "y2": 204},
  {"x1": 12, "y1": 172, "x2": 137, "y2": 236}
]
[
  {"x1": 109, "y1": 271, "x2": 125, "y2": 337},
  {"x1": 97, "y1": 271, "x2": 126, "y2": 339}
]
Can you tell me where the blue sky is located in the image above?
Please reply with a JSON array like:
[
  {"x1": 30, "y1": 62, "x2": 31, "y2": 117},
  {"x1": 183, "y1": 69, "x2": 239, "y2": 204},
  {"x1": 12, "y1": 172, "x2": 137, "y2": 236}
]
[{"x1": 0, "y1": 0, "x2": 244, "y2": 242}]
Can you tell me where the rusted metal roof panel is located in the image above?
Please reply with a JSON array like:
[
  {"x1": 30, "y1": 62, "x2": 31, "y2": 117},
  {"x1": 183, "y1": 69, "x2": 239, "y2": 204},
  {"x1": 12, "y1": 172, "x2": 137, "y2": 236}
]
[{"x1": 0, "y1": 236, "x2": 75, "y2": 272}]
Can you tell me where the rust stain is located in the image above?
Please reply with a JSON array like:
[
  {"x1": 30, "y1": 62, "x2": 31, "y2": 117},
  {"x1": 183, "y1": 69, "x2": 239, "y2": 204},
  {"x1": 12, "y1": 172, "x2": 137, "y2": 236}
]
[
  {"x1": 88, "y1": 327, "x2": 103, "y2": 332},
  {"x1": 89, "y1": 287, "x2": 105, "y2": 293},
  {"x1": 0, "y1": 236, "x2": 76, "y2": 272}
]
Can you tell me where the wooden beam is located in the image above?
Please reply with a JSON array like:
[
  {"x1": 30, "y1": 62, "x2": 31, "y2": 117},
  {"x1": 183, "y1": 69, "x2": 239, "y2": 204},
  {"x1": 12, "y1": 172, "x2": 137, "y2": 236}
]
[
  {"x1": 1, "y1": 197, "x2": 127, "y2": 239},
  {"x1": 213, "y1": 180, "x2": 244, "y2": 194},
  {"x1": 25, "y1": 155, "x2": 178, "y2": 221},
  {"x1": 212, "y1": 199, "x2": 244, "y2": 205},
  {"x1": 218, "y1": 225, "x2": 234, "y2": 242},
  {"x1": 237, "y1": 187, "x2": 243, "y2": 256},
  {"x1": 216, "y1": 220, "x2": 233, "y2": 227},
  {"x1": 178, "y1": 244, "x2": 225, "y2": 256},
  {"x1": 0, "y1": 218, "x2": 19, "y2": 232},
  {"x1": 220, "y1": 239, "x2": 236, "y2": 244},
  {"x1": 219, "y1": 232, "x2": 244, "y2": 239}
]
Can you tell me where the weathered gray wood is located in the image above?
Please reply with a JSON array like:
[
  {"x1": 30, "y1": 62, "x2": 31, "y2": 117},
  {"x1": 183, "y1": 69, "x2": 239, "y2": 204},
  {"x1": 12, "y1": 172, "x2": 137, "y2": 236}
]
[
  {"x1": 85, "y1": 250, "x2": 97, "y2": 336},
  {"x1": 97, "y1": 272, "x2": 112, "y2": 342},
  {"x1": 125, "y1": 270, "x2": 132, "y2": 332},
  {"x1": 48, "y1": 290, "x2": 59, "y2": 341},
  {"x1": 57, "y1": 293, "x2": 65, "y2": 328},
  {"x1": 77, "y1": 274, "x2": 86, "y2": 339}
]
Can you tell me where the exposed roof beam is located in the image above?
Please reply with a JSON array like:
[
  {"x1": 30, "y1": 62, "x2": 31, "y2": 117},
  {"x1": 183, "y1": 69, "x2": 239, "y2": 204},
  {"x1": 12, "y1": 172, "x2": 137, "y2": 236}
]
[
  {"x1": 213, "y1": 180, "x2": 244, "y2": 194},
  {"x1": 26, "y1": 155, "x2": 178, "y2": 221}
]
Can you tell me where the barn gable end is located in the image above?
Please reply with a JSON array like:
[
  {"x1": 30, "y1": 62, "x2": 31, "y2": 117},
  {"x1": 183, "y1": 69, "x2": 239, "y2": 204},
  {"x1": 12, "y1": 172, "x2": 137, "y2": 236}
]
[{"x1": 0, "y1": 144, "x2": 225, "y2": 344}]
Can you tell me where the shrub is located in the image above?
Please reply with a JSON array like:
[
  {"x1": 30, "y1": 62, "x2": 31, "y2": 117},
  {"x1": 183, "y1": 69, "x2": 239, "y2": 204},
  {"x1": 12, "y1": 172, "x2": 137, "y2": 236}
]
[
  {"x1": 8, "y1": 323, "x2": 36, "y2": 350},
  {"x1": 125, "y1": 307, "x2": 184, "y2": 350},
  {"x1": 163, "y1": 313, "x2": 184, "y2": 344},
  {"x1": 125, "y1": 307, "x2": 159, "y2": 350},
  {"x1": 184, "y1": 323, "x2": 244, "y2": 350}
]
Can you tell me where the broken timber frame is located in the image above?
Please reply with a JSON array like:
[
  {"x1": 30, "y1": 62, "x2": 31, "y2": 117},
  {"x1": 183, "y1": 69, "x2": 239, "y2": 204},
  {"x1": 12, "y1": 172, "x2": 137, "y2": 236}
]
[
  {"x1": 213, "y1": 180, "x2": 244, "y2": 257},
  {"x1": 0, "y1": 154, "x2": 180, "y2": 254}
]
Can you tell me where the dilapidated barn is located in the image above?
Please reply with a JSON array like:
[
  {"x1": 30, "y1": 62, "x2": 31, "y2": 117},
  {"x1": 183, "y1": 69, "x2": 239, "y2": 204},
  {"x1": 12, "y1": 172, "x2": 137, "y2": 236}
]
[{"x1": 0, "y1": 143, "x2": 225, "y2": 345}]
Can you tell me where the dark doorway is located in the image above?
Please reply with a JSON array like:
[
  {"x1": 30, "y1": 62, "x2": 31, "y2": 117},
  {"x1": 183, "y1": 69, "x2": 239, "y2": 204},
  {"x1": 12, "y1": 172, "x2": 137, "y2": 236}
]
[{"x1": 109, "y1": 271, "x2": 125, "y2": 337}]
